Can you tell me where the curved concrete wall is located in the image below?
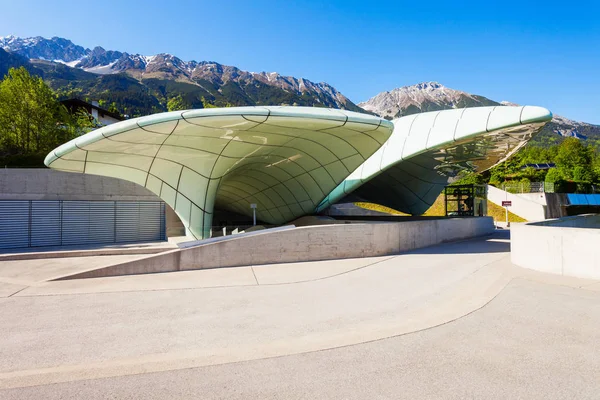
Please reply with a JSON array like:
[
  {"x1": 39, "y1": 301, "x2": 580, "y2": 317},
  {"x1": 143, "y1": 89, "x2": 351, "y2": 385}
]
[
  {"x1": 57, "y1": 217, "x2": 495, "y2": 279},
  {"x1": 511, "y1": 214, "x2": 600, "y2": 280}
]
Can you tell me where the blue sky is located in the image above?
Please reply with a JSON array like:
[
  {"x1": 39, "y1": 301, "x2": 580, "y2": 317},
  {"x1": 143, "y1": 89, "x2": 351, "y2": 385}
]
[{"x1": 1, "y1": 0, "x2": 599, "y2": 123}]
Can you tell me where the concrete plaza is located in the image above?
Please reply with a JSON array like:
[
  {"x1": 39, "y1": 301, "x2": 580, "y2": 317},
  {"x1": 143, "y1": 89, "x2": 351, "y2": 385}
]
[{"x1": 0, "y1": 231, "x2": 599, "y2": 399}]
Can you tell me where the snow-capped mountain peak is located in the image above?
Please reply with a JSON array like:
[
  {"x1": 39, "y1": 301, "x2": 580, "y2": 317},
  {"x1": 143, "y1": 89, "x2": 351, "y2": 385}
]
[
  {"x1": 1, "y1": 35, "x2": 89, "y2": 63},
  {"x1": 0, "y1": 34, "x2": 17, "y2": 43},
  {"x1": 359, "y1": 82, "x2": 497, "y2": 119}
]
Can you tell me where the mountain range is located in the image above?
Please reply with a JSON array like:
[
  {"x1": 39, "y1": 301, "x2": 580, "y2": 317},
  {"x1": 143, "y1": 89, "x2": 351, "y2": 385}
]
[
  {"x1": 1, "y1": 35, "x2": 598, "y2": 147},
  {"x1": 0, "y1": 35, "x2": 362, "y2": 115}
]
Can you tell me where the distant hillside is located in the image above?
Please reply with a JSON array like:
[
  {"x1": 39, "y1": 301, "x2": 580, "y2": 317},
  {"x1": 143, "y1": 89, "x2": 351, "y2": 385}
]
[{"x1": 0, "y1": 48, "x2": 41, "y2": 78}]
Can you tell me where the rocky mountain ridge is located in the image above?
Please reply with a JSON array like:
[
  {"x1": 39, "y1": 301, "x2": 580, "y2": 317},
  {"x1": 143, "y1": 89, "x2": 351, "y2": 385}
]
[
  {"x1": 0, "y1": 35, "x2": 88, "y2": 62},
  {"x1": 359, "y1": 81, "x2": 498, "y2": 118},
  {"x1": 0, "y1": 35, "x2": 356, "y2": 112}
]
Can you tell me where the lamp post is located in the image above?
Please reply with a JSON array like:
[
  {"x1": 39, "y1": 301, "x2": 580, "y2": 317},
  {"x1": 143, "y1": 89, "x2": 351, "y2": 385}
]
[{"x1": 250, "y1": 203, "x2": 257, "y2": 226}]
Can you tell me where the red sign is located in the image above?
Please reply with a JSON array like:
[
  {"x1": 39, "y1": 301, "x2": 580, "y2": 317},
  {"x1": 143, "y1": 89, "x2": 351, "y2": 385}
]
[{"x1": 502, "y1": 201, "x2": 512, "y2": 207}]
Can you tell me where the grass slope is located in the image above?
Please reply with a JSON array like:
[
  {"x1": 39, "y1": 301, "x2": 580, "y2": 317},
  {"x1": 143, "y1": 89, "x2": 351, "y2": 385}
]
[{"x1": 354, "y1": 194, "x2": 527, "y2": 222}]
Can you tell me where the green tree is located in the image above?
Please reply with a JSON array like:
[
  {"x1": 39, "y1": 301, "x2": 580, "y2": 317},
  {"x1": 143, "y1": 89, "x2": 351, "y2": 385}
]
[
  {"x1": 200, "y1": 97, "x2": 217, "y2": 108},
  {"x1": 450, "y1": 172, "x2": 486, "y2": 186},
  {"x1": 108, "y1": 102, "x2": 120, "y2": 115},
  {"x1": 0, "y1": 67, "x2": 75, "y2": 155},
  {"x1": 555, "y1": 137, "x2": 594, "y2": 182},
  {"x1": 593, "y1": 151, "x2": 600, "y2": 182},
  {"x1": 545, "y1": 168, "x2": 563, "y2": 183},
  {"x1": 69, "y1": 108, "x2": 101, "y2": 135},
  {"x1": 167, "y1": 95, "x2": 191, "y2": 112}
]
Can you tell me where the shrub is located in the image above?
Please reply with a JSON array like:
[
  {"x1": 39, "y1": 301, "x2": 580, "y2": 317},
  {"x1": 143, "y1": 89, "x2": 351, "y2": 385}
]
[{"x1": 0, "y1": 153, "x2": 47, "y2": 168}]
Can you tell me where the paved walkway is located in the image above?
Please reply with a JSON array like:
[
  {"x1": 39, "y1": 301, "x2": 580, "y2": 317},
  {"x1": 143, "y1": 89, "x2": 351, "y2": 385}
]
[{"x1": 0, "y1": 231, "x2": 599, "y2": 398}]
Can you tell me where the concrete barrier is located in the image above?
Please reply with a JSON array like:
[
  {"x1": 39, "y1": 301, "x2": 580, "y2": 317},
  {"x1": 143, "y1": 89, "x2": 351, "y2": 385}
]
[
  {"x1": 511, "y1": 214, "x2": 600, "y2": 280},
  {"x1": 0, "y1": 168, "x2": 184, "y2": 239},
  {"x1": 487, "y1": 185, "x2": 546, "y2": 221},
  {"x1": 0, "y1": 168, "x2": 157, "y2": 201},
  {"x1": 55, "y1": 217, "x2": 495, "y2": 280},
  {"x1": 522, "y1": 214, "x2": 600, "y2": 228}
]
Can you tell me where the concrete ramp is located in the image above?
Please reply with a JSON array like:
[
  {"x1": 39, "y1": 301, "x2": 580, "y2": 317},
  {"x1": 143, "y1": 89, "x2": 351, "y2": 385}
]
[
  {"x1": 177, "y1": 226, "x2": 295, "y2": 249},
  {"x1": 54, "y1": 217, "x2": 495, "y2": 280},
  {"x1": 487, "y1": 185, "x2": 546, "y2": 221}
]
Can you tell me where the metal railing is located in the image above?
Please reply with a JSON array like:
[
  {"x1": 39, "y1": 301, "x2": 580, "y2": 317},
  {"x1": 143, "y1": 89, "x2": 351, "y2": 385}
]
[
  {"x1": 499, "y1": 182, "x2": 600, "y2": 194},
  {"x1": 501, "y1": 182, "x2": 554, "y2": 194}
]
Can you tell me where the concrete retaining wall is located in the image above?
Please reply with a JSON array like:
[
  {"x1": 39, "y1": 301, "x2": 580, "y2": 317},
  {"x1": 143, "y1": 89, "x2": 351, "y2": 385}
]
[
  {"x1": 0, "y1": 168, "x2": 158, "y2": 201},
  {"x1": 523, "y1": 214, "x2": 600, "y2": 228},
  {"x1": 517, "y1": 192, "x2": 548, "y2": 206},
  {"x1": 511, "y1": 214, "x2": 600, "y2": 280},
  {"x1": 57, "y1": 217, "x2": 495, "y2": 280},
  {"x1": 0, "y1": 168, "x2": 184, "y2": 237},
  {"x1": 487, "y1": 185, "x2": 546, "y2": 221}
]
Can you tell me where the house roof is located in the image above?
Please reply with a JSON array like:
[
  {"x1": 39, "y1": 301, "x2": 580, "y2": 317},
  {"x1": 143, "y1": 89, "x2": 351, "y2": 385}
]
[{"x1": 60, "y1": 99, "x2": 125, "y2": 121}]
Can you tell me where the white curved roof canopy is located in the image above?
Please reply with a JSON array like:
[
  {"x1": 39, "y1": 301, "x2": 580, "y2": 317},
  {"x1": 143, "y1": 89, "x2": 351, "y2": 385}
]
[
  {"x1": 46, "y1": 105, "x2": 551, "y2": 239},
  {"x1": 316, "y1": 106, "x2": 553, "y2": 214},
  {"x1": 45, "y1": 106, "x2": 393, "y2": 239}
]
